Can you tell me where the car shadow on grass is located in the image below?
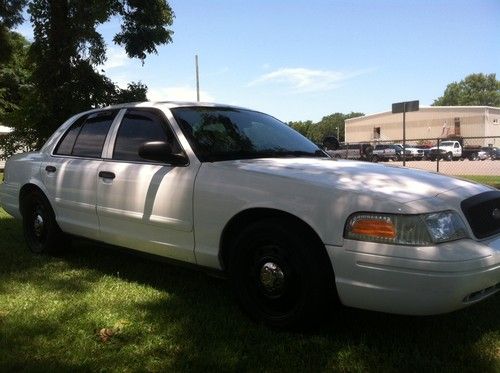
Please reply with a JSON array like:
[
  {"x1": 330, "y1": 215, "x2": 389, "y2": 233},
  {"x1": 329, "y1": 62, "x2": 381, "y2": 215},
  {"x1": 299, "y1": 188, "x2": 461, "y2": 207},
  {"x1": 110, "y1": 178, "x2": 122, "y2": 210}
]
[{"x1": 1, "y1": 228, "x2": 499, "y2": 372}]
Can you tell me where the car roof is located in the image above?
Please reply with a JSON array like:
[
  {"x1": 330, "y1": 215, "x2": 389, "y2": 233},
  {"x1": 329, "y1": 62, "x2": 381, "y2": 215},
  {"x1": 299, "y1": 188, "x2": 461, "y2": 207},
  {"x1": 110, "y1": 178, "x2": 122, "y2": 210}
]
[
  {"x1": 73, "y1": 101, "x2": 257, "y2": 118},
  {"x1": 105, "y1": 101, "x2": 250, "y2": 111}
]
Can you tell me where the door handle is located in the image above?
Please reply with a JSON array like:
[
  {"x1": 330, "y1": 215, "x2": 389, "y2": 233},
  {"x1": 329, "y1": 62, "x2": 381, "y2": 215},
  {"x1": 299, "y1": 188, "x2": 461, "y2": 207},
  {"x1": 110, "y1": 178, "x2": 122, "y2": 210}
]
[
  {"x1": 45, "y1": 165, "x2": 56, "y2": 173},
  {"x1": 98, "y1": 171, "x2": 115, "y2": 180}
]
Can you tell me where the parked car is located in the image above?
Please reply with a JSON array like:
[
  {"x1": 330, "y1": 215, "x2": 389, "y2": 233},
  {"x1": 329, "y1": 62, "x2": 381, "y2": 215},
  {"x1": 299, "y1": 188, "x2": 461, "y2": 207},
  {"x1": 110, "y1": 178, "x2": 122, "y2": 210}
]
[
  {"x1": 479, "y1": 146, "x2": 500, "y2": 160},
  {"x1": 326, "y1": 142, "x2": 371, "y2": 160},
  {"x1": 489, "y1": 147, "x2": 500, "y2": 160},
  {"x1": 428, "y1": 140, "x2": 462, "y2": 161},
  {"x1": 478, "y1": 147, "x2": 491, "y2": 161},
  {"x1": 1, "y1": 102, "x2": 499, "y2": 329},
  {"x1": 370, "y1": 144, "x2": 404, "y2": 162},
  {"x1": 394, "y1": 144, "x2": 425, "y2": 160}
]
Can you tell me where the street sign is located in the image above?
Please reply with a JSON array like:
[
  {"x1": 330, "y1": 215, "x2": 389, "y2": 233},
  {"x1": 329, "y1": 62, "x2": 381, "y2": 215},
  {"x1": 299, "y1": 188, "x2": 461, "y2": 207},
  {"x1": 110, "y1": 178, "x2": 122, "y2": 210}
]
[
  {"x1": 392, "y1": 100, "x2": 419, "y2": 166},
  {"x1": 392, "y1": 100, "x2": 419, "y2": 114}
]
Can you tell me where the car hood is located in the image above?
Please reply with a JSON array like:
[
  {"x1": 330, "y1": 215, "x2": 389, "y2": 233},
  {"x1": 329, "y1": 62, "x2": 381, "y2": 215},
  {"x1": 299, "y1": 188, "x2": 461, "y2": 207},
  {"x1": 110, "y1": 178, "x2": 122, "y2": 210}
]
[{"x1": 219, "y1": 158, "x2": 490, "y2": 204}]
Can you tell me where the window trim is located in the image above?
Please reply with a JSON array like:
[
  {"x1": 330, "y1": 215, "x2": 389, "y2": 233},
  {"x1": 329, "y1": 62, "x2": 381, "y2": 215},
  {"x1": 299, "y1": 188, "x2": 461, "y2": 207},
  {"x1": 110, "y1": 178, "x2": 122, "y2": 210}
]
[
  {"x1": 52, "y1": 109, "x2": 120, "y2": 160},
  {"x1": 107, "y1": 107, "x2": 189, "y2": 166}
]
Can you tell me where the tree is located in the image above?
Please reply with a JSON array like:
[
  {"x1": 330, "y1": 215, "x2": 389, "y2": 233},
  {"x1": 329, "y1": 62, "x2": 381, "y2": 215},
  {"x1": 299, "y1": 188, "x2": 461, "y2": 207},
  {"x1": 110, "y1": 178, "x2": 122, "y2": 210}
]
[
  {"x1": 288, "y1": 120, "x2": 313, "y2": 138},
  {"x1": 433, "y1": 73, "x2": 500, "y2": 107},
  {"x1": 0, "y1": 0, "x2": 28, "y2": 63},
  {"x1": 1, "y1": 0, "x2": 175, "y2": 151},
  {"x1": 0, "y1": 31, "x2": 35, "y2": 156},
  {"x1": 289, "y1": 112, "x2": 363, "y2": 144}
]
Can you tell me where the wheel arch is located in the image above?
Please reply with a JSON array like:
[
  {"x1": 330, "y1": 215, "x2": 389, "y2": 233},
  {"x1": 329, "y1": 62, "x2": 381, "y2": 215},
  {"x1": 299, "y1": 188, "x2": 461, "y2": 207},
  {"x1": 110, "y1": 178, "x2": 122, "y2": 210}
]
[
  {"x1": 219, "y1": 208, "x2": 328, "y2": 272},
  {"x1": 19, "y1": 183, "x2": 49, "y2": 216}
]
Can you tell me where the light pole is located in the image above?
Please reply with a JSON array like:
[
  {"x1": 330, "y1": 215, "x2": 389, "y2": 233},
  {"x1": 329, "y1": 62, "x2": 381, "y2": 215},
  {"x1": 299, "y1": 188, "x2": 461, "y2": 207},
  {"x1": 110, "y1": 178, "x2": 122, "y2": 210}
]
[{"x1": 195, "y1": 54, "x2": 200, "y2": 102}]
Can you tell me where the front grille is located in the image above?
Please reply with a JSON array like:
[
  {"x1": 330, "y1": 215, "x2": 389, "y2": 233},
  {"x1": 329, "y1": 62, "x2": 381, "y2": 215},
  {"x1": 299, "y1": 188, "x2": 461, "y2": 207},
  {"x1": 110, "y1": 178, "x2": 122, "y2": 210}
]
[{"x1": 461, "y1": 191, "x2": 500, "y2": 239}]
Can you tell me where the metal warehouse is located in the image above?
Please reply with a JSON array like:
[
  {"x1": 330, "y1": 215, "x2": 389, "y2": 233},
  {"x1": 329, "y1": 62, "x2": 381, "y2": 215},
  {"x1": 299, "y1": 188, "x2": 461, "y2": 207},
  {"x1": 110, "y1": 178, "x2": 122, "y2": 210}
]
[{"x1": 345, "y1": 106, "x2": 500, "y2": 146}]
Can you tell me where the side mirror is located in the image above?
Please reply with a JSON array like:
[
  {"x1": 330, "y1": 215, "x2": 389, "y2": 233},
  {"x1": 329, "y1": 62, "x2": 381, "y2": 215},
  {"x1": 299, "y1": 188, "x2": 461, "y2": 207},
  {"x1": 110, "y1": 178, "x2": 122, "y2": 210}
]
[
  {"x1": 323, "y1": 136, "x2": 340, "y2": 151},
  {"x1": 138, "y1": 141, "x2": 188, "y2": 166}
]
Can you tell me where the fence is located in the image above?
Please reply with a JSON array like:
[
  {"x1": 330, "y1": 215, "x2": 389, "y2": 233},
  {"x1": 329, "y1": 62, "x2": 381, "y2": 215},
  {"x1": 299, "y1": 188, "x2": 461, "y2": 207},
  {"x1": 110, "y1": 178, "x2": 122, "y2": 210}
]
[{"x1": 326, "y1": 136, "x2": 500, "y2": 187}]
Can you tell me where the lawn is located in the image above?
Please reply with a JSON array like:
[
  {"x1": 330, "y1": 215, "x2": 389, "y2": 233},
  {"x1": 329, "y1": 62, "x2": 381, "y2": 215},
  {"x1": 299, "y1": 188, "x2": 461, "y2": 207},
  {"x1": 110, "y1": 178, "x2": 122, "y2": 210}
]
[
  {"x1": 0, "y1": 172, "x2": 499, "y2": 372},
  {"x1": 460, "y1": 175, "x2": 500, "y2": 188}
]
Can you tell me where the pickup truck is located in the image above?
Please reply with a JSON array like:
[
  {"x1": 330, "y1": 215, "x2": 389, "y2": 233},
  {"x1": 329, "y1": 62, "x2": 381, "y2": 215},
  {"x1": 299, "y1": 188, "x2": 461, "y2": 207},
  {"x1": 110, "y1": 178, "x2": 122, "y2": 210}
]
[
  {"x1": 428, "y1": 140, "x2": 483, "y2": 161},
  {"x1": 326, "y1": 143, "x2": 372, "y2": 160},
  {"x1": 370, "y1": 144, "x2": 404, "y2": 162}
]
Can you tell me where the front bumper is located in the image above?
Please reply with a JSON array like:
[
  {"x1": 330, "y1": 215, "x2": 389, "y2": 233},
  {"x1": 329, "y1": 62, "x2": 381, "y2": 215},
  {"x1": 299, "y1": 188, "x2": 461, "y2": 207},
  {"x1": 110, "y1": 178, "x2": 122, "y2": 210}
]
[{"x1": 326, "y1": 236, "x2": 500, "y2": 315}]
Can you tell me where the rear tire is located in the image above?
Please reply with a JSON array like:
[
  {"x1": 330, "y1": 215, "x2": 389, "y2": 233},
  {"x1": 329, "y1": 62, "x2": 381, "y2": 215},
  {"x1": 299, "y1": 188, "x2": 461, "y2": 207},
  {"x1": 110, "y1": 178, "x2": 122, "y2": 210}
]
[
  {"x1": 21, "y1": 189, "x2": 65, "y2": 254},
  {"x1": 228, "y1": 218, "x2": 334, "y2": 330}
]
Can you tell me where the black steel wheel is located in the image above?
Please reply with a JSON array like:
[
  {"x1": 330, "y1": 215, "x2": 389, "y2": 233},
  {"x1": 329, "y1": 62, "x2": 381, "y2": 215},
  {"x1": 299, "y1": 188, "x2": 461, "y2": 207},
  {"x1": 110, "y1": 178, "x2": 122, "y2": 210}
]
[
  {"x1": 228, "y1": 218, "x2": 334, "y2": 329},
  {"x1": 22, "y1": 189, "x2": 64, "y2": 254}
]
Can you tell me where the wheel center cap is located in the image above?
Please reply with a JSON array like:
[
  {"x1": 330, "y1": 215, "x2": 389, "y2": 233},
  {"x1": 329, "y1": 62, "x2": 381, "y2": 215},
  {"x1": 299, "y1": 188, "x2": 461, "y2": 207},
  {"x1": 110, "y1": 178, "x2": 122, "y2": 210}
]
[
  {"x1": 33, "y1": 214, "x2": 44, "y2": 237},
  {"x1": 259, "y1": 262, "x2": 285, "y2": 294}
]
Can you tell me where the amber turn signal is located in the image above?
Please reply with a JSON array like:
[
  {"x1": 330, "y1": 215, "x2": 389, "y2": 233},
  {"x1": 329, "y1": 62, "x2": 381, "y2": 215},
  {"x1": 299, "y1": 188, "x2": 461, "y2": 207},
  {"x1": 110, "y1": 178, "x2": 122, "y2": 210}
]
[{"x1": 350, "y1": 218, "x2": 397, "y2": 239}]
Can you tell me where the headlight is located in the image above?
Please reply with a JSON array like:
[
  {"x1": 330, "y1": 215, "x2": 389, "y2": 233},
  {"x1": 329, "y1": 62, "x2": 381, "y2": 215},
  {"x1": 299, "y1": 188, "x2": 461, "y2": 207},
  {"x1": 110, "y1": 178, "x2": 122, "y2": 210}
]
[{"x1": 344, "y1": 211, "x2": 469, "y2": 246}]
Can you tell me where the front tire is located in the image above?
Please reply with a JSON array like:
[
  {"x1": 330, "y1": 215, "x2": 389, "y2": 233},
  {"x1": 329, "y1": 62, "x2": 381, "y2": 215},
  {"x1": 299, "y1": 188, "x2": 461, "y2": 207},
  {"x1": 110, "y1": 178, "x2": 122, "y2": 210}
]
[
  {"x1": 228, "y1": 218, "x2": 334, "y2": 329},
  {"x1": 21, "y1": 189, "x2": 64, "y2": 254}
]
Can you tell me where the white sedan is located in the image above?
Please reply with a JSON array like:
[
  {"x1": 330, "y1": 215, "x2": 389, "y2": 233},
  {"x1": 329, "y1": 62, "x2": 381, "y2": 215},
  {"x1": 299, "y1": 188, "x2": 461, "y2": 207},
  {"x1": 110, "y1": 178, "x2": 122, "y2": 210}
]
[{"x1": 1, "y1": 102, "x2": 499, "y2": 329}]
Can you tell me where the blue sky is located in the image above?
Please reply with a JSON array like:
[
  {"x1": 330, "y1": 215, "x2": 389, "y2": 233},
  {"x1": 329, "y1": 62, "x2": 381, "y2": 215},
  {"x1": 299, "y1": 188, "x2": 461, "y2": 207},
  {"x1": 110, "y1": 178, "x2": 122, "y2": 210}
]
[{"x1": 15, "y1": 0, "x2": 500, "y2": 122}]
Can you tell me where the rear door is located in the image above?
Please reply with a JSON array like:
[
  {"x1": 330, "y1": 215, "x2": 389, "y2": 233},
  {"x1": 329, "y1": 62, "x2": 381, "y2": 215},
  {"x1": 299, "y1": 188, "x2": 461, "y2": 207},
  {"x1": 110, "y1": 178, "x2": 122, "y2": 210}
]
[
  {"x1": 96, "y1": 108, "x2": 198, "y2": 262},
  {"x1": 42, "y1": 110, "x2": 120, "y2": 238}
]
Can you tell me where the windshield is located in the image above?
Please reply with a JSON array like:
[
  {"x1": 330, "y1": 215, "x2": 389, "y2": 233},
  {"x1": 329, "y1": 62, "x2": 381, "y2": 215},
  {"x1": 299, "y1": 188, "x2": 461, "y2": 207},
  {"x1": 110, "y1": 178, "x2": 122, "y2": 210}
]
[
  {"x1": 171, "y1": 107, "x2": 327, "y2": 162},
  {"x1": 440, "y1": 141, "x2": 455, "y2": 146}
]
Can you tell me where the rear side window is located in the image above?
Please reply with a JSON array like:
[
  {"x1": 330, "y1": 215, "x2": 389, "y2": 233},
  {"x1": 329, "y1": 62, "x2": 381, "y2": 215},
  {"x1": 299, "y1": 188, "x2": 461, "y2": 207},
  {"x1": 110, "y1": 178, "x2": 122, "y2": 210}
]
[
  {"x1": 113, "y1": 109, "x2": 179, "y2": 162},
  {"x1": 55, "y1": 111, "x2": 117, "y2": 158}
]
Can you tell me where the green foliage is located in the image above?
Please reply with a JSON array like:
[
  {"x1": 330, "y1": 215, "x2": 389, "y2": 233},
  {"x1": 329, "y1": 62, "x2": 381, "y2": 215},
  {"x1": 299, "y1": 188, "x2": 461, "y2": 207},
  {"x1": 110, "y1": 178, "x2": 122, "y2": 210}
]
[
  {"x1": 433, "y1": 73, "x2": 500, "y2": 107},
  {"x1": 0, "y1": 0, "x2": 28, "y2": 63},
  {"x1": 289, "y1": 112, "x2": 363, "y2": 143},
  {"x1": 0, "y1": 31, "x2": 35, "y2": 155},
  {"x1": 288, "y1": 120, "x2": 313, "y2": 138},
  {"x1": 111, "y1": 81, "x2": 148, "y2": 104},
  {"x1": 113, "y1": 0, "x2": 174, "y2": 61},
  {"x1": 0, "y1": 206, "x2": 498, "y2": 371},
  {"x1": 0, "y1": 0, "x2": 174, "y2": 156}
]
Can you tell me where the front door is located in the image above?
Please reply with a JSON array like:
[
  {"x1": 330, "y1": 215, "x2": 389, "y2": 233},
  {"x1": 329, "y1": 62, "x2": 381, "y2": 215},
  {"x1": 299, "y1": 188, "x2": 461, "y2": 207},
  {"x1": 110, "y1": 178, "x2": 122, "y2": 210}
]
[{"x1": 96, "y1": 108, "x2": 198, "y2": 262}]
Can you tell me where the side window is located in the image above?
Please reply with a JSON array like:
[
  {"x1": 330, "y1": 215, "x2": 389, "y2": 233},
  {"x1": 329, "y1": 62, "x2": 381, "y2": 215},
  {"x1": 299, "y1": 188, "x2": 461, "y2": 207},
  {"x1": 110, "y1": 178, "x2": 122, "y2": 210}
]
[
  {"x1": 113, "y1": 110, "x2": 179, "y2": 162},
  {"x1": 55, "y1": 111, "x2": 116, "y2": 158},
  {"x1": 54, "y1": 115, "x2": 87, "y2": 155}
]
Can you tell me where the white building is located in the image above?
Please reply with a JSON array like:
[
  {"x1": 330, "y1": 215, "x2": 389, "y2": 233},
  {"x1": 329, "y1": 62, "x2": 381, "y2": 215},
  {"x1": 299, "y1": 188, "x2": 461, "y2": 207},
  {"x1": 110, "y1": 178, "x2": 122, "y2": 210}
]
[{"x1": 345, "y1": 106, "x2": 500, "y2": 146}]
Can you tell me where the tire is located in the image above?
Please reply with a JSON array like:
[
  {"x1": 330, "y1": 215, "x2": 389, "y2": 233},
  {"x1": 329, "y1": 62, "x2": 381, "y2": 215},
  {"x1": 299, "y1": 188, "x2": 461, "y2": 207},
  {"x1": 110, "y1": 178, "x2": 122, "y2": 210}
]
[
  {"x1": 445, "y1": 152, "x2": 452, "y2": 161},
  {"x1": 228, "y1": 218, "x2": 334, "y2": 330},
  {"x1": 371, "y1": 155, "x2": 379, "y2": 163},
  {"x1": 468, "y1": 153, "x2": 478, "y2": 161},
  {"x1": 21, "y1": 189, "x2": 64, "y2": 254}
]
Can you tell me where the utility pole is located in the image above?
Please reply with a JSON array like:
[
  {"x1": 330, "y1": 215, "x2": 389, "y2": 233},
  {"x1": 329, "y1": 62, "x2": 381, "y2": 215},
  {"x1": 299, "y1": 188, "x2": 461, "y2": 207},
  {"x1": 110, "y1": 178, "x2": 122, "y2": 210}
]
[{"x1": 195, "y1": 54, "x2": 200, "y2": 102}]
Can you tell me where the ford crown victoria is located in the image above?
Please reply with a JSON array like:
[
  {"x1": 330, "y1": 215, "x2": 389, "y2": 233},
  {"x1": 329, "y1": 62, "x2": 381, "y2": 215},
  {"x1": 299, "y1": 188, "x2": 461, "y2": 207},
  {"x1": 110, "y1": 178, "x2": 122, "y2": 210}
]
[{"x1": 1, "y1": 101, "x2": 499, "y2": 329}]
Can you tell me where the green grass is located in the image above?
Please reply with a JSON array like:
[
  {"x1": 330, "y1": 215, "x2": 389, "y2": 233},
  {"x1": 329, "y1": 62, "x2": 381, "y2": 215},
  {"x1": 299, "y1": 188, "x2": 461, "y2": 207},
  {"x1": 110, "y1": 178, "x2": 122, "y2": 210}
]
[
  {"x1": 459, "y1": 175, "x2": 500, "y2": 188},
  {"x1": 0, "y1": 199, "x2": 499, "y2": 370},
  {"x1": 0, "y1": 171, "x2": 499, "y2": 371}
]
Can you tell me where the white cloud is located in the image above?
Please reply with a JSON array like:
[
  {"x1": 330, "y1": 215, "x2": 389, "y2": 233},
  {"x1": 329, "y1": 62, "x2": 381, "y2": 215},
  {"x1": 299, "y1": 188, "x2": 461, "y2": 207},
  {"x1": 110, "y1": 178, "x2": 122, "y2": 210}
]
[
  {"x1": 249, "y1": 67, "x2": 366, "y2": 93},
  {"x1": 99, "y1": 48, "x2": 129, "y2": 71},
  {"x1": 147, "y1": 85, "x2": 215, "y2": 102}
]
